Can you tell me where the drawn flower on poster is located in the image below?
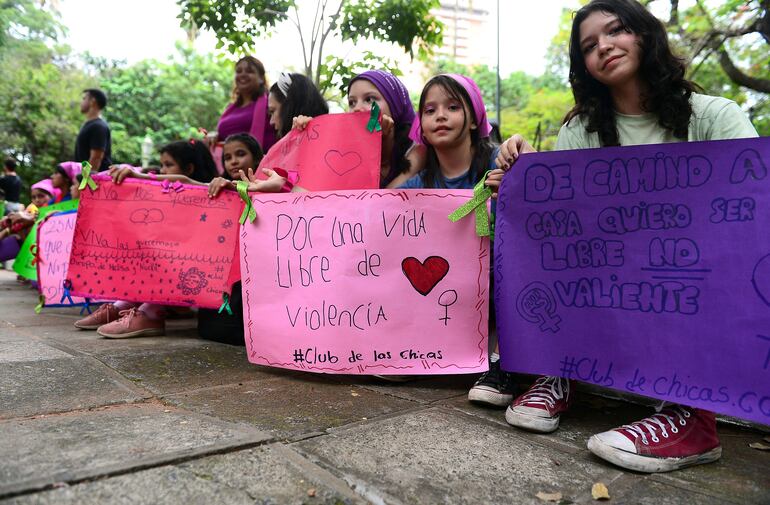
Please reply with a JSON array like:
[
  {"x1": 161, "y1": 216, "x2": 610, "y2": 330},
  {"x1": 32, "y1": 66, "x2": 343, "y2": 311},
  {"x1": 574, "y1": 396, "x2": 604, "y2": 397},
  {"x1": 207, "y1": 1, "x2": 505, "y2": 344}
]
[{"x1": 177, "y1": 267, "x2": 208, "y2": 295}]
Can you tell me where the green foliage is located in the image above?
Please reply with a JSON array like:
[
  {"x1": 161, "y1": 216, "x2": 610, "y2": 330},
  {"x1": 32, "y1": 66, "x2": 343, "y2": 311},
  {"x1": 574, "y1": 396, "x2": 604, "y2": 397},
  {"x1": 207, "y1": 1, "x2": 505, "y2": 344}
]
[
  {"x1": 177, "y1": 0, "x2": 292, "y2": 54},
  {"x1": 99, "y1": 44, "x2": 233, "y2": 165},
  {"x1": 0, "y1": 0, "x2": 91, "y2": 193},
  {"x1": 339, "y1": 0, "x2": 442, "y2": 60},
  {"x1": 318, "y1": 51, "x2": 403, "y2": 100},
  {"x1": 177, "y1": 0, "x2": 444, "y2": 90}
]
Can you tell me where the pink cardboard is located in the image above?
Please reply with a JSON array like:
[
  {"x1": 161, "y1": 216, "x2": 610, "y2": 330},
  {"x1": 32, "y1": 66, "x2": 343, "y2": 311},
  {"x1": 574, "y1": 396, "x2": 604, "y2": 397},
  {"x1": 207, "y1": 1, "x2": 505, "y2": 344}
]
[
  {"x1": 68, "y1": 176, "x2": 242, "y2": 308},
  {"x1": 257, "y1": 112, "x2": 381, "y2": 190},
  {"x1": 36, "y1": 211, "x2": 88, "y2": 307},
  {"x1": 239, "y1": 189, "x2": 490, "y2": 374}
]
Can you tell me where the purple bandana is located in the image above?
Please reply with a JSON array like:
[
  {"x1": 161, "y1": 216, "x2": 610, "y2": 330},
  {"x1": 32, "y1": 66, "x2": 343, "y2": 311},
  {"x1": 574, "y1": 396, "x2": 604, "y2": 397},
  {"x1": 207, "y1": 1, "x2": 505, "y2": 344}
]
[
  {"x1": 409, "y1": 73, "x2": 492, "y2": 145},
  {"x1": 349, "y1": 70, "x2": 415, "y2": 127}
]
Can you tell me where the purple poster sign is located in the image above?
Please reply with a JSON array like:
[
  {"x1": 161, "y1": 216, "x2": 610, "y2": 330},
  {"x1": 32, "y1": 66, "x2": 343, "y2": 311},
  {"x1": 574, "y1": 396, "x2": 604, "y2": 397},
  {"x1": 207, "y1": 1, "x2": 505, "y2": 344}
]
[{"x1": 495, "y1": 137, "x2": 770, "y2": 426}]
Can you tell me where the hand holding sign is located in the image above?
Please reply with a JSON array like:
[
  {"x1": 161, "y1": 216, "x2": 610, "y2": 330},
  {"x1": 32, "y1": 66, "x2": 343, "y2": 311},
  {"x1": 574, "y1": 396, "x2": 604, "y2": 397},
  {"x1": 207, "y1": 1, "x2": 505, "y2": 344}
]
[
  {"x1": 239, "y1": 189, "x2": 490, "y2": 375},
  {"x1": 495, "y1": 137, "x2": 770, "y2": 426},
  {"x1": 257, "y1": 112, "x2": 381, "y2": 190},
  {"x1": 68, "y1": 176, "x2": 242, "y2": 308}
]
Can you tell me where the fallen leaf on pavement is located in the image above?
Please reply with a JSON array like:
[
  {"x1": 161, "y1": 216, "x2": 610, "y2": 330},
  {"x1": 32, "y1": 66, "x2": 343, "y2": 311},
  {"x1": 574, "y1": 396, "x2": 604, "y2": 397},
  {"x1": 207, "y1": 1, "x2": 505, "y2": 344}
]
[
  {"x1": 536, "y1": 491, "x2": 563, "y2": 502},
  {"x1": 748, "y1": 442, "x2": 770, "y2": 451},
  {"x1": 592, "y1": 482, "x2": 610, "y2": 500}
]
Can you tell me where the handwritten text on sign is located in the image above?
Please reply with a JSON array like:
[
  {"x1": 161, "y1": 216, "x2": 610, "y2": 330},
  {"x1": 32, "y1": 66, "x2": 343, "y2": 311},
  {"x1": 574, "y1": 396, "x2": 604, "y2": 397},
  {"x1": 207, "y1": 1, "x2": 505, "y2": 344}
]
[
  {"x1": 257, "y1": 112, "x2": 381, "y2": 190},
  {"x1": 37, "y1": 211, "x2": 88, "y2": 307},
  {"x1": 240, "y1": 189, "x2": 490, "y2": 374},
  {"x1": 495, "y1": 137, "x2": 770, "y2": 425},
  {"x1": 68, "y1": 177, "x2": 242, "y2": 308}
]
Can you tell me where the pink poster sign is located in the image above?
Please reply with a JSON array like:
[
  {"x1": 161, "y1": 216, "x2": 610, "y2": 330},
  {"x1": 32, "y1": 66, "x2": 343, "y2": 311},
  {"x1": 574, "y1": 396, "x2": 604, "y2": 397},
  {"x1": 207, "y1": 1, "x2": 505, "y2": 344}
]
[
  {"x1": 239, "y1": 189, "x2": 490, "y2": 375},
  {"x1": 36, "y1": 211, "x2": 88, "y2": 307},
  {"x1": 257, "y1": 112, "x2": 381, "y2": 191},
  {"x1": 68, "y1": 177, "x2": 242, "y2": 308}
]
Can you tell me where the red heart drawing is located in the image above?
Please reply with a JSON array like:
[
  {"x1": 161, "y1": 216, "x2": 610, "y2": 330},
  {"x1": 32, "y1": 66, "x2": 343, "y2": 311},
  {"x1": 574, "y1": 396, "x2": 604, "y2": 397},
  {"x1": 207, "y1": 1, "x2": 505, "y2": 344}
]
[
  {"x1": 401, "y1": 256, "x2": 450, "y2": 296},
  {"x1": 324, "y1": 150, "x2": 362, "y2": 176}
]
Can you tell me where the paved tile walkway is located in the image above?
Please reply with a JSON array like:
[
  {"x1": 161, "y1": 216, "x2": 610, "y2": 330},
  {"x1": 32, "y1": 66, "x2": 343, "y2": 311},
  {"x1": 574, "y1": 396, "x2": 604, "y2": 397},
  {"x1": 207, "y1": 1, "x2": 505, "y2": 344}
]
[{"x1": 0, "y1": 271, "x2": 767, "y2": 504}]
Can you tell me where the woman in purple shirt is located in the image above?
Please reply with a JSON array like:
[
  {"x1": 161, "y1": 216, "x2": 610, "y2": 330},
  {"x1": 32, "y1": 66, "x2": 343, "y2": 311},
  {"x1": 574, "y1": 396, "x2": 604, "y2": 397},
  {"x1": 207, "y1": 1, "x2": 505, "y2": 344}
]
[{"x1": 207, "y1": 56, "x2": 276, "y2": 166}]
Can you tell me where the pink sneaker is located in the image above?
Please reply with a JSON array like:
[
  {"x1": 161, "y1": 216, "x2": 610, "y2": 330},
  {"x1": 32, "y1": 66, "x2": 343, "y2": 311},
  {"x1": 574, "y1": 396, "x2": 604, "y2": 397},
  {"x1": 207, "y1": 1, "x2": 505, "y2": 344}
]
[
  {"x1": 96, "y1": 308, "x2": 165, "y2": 339},
  {"x1": 587, "y1": 405, "x2": 721, "y2": 473},
  {"x1": 74, "y1": 303, "x2": 120, "y2": 330},
  {"x1": 505, "y1": 375, "x2": 572, "y2": 433}
]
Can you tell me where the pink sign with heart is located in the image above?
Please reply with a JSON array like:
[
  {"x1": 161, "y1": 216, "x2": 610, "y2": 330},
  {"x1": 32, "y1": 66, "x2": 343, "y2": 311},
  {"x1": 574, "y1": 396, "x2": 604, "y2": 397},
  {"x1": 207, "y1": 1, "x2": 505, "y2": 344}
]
[
  {"x1": 257, "y1": 112, "x2": 382, "y2": 190},
  {"x1": 239, "y1": 189, "x2": 490, "y2": 375}
]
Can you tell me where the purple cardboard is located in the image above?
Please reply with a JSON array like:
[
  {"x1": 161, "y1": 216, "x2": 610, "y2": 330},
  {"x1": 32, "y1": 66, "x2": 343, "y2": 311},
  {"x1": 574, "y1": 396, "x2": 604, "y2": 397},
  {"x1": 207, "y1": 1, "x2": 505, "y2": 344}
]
[{"x1": 495, "y1": 136, "x2": 770, "y2": 426}]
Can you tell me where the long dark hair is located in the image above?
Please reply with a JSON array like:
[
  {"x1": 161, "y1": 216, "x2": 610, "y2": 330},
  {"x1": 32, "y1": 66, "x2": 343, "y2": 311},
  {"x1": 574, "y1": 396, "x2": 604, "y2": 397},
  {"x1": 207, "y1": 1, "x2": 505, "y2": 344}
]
[
  {"x1": 232, "y1": 56, "x2": 269, "y2": 106},
  {"x1": 159, "y1": 141, "x2": 217, "y2": 183},
  {"x1": 565, "y1": 0, "x2": 701, "y2": 146},
  {"x1": 417, "y1": 75, "x2": 496, "y2": 189},
  {"x1": 220, "y1": 133, "x2": 264, "y2": 180},
  {"x1": 269, "y1": 73, "x2": 328, "y2": 139}
]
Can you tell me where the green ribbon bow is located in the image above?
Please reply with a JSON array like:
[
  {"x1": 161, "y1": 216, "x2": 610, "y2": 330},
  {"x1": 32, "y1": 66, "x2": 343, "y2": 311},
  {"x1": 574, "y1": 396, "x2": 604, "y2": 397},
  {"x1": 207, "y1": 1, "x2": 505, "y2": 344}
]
[
  {"x1": 34, "y1": 294, "x2": 44, "y2": 314},
  {"x1": 448, "y1": 171, "x2": 494, "y2": 238},
  {"x1": 367, "y1": 101, "x2": 382, "y2": 133},
  {"x1": 237, "y1": 181, "x2": 256, "y2": 224},
  {"x1": 218, "y1": 293, "x2": 233, "y2": 315},
  {"x1": 78, "y1": 161, "x2": 98, "y2": 192}
]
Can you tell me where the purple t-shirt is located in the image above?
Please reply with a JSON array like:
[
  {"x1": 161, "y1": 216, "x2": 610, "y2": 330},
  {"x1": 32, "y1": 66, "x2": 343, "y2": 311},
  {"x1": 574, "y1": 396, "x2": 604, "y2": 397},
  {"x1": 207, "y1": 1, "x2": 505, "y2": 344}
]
[{"x1": 217, "y1": 101, "x2": 257, "y2": 139}]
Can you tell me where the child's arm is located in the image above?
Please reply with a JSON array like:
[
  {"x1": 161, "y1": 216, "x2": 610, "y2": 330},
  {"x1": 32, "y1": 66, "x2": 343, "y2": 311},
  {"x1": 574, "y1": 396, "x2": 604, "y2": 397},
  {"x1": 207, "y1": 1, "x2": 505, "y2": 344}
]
[
  {"x1": 239, "y1": 168, "x2": 292, "y2": 193},
  {"x1": 207, "y1": 177, "x2": 236, "y2": 198},
  {"x1": 485, "y1": 169, "x2": 505, "y2": 199},
  {"x1": 108, "y1": 166, "x2": 203, "y2": 186},
  {"x1": 385, "y1": 143, "x2": 426, "y2": 189},
  {"x1": 292, "y1": 115, "x2": 313, "y2": 131},
  {"x1": 496, "y1": 134, "x2": 536, "y2": 170}
]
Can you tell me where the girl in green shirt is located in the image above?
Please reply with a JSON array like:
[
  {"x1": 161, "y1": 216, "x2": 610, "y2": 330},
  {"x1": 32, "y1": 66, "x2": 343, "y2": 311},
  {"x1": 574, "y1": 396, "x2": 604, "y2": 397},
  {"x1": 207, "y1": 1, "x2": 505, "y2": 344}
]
[{"x1": 491, "y1": 0, "x2": 758, "y2": 474}]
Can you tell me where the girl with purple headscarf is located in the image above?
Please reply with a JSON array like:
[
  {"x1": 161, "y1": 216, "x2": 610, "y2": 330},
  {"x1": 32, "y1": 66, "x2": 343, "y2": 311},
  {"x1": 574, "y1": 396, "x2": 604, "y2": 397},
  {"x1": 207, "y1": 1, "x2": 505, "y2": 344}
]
[
  {"x1": 346, "y1": 70, "x2": 425, "y2": 188},
  {"x1": 399, "y1": 74, "x2": 498, "y2": 190}
]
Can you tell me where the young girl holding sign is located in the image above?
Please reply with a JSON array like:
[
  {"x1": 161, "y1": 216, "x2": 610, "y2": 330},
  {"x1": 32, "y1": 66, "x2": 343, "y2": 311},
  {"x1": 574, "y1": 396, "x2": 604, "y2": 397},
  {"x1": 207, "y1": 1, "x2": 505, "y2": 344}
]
[
  {"x1": 347, "y1": 70, "x2": 425, "y2": 188},
  {"x1": 295, "y1": 70, "x2": 425, "y2": 188},
  {"x1": 493, "y1": 0, "x2": 757, "y2": 473},
  {"x1": 400, "y1": 74, "x2": 497, "y2": 190},
  {"x1": 75, "y1": 137, "x2": 282, "y2": 337}
]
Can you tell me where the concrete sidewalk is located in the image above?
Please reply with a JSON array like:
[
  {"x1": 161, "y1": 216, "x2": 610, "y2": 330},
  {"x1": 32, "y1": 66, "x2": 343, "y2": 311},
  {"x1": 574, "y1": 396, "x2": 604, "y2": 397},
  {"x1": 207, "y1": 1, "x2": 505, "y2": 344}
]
[{"x1": 0, "y1": 270, "x2": 768, "y2": 504}]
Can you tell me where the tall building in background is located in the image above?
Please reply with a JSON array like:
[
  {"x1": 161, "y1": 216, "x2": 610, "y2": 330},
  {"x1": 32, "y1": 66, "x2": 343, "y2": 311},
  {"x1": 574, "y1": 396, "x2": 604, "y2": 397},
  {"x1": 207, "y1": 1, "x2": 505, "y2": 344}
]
[{"x1": 433, "y1": 0, "x2": 495, "y2": 67}]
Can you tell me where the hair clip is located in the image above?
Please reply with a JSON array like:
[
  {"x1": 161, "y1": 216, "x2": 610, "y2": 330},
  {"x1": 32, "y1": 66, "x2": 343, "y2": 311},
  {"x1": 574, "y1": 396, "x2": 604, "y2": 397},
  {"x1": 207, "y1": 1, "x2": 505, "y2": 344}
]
[{"x1": 277, "y1": 72, "x2": 292, "y2": 97}]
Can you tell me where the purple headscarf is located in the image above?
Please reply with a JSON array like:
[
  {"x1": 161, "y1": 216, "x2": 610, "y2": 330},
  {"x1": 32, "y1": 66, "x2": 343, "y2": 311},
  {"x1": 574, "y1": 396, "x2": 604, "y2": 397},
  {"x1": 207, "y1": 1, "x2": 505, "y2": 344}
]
[
  {"x1": 408, "y1": 73, "x2": 492, "y2": 145},
  {"x1": 348, "y1": 70, "x2": 415, "y2": 127}
]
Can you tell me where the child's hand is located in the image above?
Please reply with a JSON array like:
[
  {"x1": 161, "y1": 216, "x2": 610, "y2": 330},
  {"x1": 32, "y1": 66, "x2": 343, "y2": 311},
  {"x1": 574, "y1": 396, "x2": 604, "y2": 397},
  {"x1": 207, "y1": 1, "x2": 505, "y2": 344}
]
[
  {"x1": 495, "y1": 134, "x2": 536, "y2": 170},
  {"x1": 292, "y1": 115, "x2": 313, "y2": 131},
  {"x1": 208, "y1": 177, "x2": 235, "y2": 198},
  {"x1": 239, "y1": 167, "x2": 287, "y2": 193},
  {"x1": 485, "y1": 169, "x2": 505, "y2": 199},
  {"x1": 381, "y1": 113, "x2": 394, "y2": 138},
  {"x1": 109, "y1": 165, "x2": 142, "y2": 184}
]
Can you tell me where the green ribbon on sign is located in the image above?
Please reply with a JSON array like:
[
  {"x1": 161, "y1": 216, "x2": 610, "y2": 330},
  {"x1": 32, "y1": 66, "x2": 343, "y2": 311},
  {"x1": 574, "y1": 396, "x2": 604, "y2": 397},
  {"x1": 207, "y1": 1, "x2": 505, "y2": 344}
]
[
  {"x1": 218, "y1": 293, "x2": 233, "y2": 315},
  {"x1": 237, "y1": 181, "x2": 256, "y2": 224},
  {"x1": 448, "y1": 171, "x2": 494, "y2": 238},
  {"x1": 367, "y1": 101, "x2": 382, "y2": 133},
  {"x1": 34, "y1": 295, "x2": 44, "y2": 314},
  {"x1": 78, "y1": 161, "x2": 98, "y2": 192}
]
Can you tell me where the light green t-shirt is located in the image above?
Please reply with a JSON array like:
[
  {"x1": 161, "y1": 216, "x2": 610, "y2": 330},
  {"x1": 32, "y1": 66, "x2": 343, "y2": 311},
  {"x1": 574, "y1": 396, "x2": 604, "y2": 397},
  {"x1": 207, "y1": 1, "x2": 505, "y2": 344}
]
[{"x1": 555, "y1": 93, "x2": 758, "y2": 150}]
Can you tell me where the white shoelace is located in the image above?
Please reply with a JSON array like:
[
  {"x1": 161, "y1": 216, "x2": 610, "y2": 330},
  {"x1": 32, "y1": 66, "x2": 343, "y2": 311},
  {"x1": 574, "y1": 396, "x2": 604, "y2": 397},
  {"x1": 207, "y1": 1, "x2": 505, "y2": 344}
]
[
  {"x1": 618, "y1": 406, "x2": 691, "y2": 445},
  {"x1": 519, "y1": 376, "x2": 568, "y2": 408}
]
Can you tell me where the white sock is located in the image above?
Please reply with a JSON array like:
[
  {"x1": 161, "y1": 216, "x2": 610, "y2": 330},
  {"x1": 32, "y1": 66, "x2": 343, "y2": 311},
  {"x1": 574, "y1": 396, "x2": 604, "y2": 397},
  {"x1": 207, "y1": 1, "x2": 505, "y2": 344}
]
[{"x1": 490, "y1": 352, "x2": 500, "y2": 363}]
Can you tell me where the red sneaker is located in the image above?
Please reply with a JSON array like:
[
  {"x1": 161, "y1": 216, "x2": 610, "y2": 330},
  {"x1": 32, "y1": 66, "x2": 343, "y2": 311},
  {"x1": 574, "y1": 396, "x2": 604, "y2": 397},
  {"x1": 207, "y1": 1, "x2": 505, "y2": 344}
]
[
  {"x1": 96, "y1": 308, "x2": 165, "y2": 339},
  {"x1": 587, "y1": 405, "x2": 721, "y2": 473},
  {"x1": 505, "y1": 376, "x2": 572, "y2": 433},
  {"x1": 74, "y1": 303, "x2": 120, "y2": 330}
]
